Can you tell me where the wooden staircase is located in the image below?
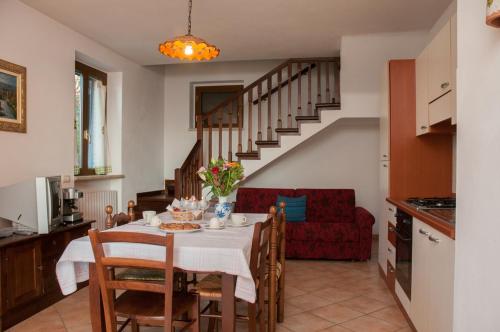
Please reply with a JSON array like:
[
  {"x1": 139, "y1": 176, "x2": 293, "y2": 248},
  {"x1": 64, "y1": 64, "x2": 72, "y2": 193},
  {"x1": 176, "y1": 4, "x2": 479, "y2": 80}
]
[{"x1": 175, "y1": 57, "x2": 341, "y2": 198}]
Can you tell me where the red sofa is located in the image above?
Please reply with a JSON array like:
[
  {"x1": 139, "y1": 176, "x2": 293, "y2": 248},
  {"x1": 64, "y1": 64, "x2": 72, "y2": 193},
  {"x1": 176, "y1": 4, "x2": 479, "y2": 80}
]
[{"x1": 234, "y1": 188, "x2": 375, "y2": 260}]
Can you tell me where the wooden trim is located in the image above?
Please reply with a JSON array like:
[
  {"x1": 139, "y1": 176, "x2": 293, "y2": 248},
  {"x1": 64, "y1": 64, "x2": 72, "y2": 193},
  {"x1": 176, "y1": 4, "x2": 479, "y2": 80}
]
[
  {"x1": 74, "y1": 174, "x2": 124, "y2": 182},
  {"x1": 377, "y1": 264, "x2": 417, "y2": 332}
]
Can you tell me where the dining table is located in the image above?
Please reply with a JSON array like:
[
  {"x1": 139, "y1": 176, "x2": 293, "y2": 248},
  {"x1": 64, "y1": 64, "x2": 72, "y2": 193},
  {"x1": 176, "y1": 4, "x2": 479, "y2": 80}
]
[{"x1": 56, "y1": 212, "x2": 268, "y2": 332}]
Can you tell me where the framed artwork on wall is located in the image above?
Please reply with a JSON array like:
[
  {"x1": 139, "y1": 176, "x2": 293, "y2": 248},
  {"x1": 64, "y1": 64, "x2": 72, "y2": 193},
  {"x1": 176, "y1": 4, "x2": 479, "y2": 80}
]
[{"x1": 0, "y1": 59, "x2": 26, "y2": 133}]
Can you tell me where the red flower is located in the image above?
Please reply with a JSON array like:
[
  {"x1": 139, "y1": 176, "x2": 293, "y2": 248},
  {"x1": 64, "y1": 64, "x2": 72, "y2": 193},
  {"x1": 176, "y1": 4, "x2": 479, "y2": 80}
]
[{"x1": 211, "y1": 167, "x2": 219, "y2": 175}]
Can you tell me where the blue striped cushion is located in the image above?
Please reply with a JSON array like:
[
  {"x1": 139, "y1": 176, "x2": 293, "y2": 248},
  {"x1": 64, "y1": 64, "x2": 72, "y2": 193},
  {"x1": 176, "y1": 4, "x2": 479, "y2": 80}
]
[{"x1": 276, "y1": 195, "x2": 306, "y2": 222}]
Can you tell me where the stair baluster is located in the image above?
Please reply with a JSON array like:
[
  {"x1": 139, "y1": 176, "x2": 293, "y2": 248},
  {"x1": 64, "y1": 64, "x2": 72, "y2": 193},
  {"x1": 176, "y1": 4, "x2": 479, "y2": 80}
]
[
  {"x1": 297, "y1": 62, "x2": 302, "y2": 116},
  {"x1": 287, "y1": 63, "x2": 292, "y2": 128},
  {"x1": 257, "y1": 82, "x2": 263, "y2": 141},
  {"x1": 218, "y1": 109, "x2": 223, "y2": 159},
  {"x1": 208, "y1": 116, "x2": 213, "y2": 161},
  {"x1": 228, "y1": 101, "x2": 233, "y2": 162},
  {"x1": 238, "y1": 100, "x2": 243, "y2": 153},
  {"x1": 334, "y1": 62, "x2": 340, "y2": 104},
  {"x1": 317, "y1": 62, "x2": 322, "y2": 105},
  {"x1": 326, "y1": 62, "x2": 331, "y2": 103},
  {"x1": 248, "y1": 88, "x2": 253, "y2": 152},
  {"x1": 307, "y1": 64, "x2": 312, "y2": 115},
  {"x1": 277, "y1": 70, "x2": 282, "y2": 128},
  {"x1": 267, "y1": 75, "x2": 272, "y2": 140}
]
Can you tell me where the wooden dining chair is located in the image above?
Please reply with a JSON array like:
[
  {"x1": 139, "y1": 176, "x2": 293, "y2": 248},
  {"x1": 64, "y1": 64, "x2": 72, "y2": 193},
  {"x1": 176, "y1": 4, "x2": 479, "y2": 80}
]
[
  {"x1": 88, "y1": 229, "x2": 200, "y2": 332},
  {"x1": 267, "y1": 201, "x2": 287, "y2": 332},
  {"x1": 192, "y1": 207, "x2": 275, "y2": 332},
  {"x1": 105, "y1": 200, "x2": 137, "y2": 229}
]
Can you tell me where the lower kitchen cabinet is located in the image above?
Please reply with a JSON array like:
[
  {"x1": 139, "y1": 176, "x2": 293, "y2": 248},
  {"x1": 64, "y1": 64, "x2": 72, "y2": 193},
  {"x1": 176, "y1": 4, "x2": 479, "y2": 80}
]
[
  {"x1": 411, "y1": 218, "x2": 454, "y2": 332},
  {"x1": 0, "y1": 221, "x2": 92, "y2": 331}
]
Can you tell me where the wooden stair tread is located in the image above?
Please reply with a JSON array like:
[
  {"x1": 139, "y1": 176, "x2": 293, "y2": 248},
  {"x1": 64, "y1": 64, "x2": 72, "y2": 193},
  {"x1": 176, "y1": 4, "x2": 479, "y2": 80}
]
[
  {"x1": 316, "y1": 102, "x2": 341, "y2": 110},
  {"x1": 255, "y1": 140, "x2": 279, "y2": 146},
  {"x1": 296, "y1": 115, "x2": 319, "y2": 121},
  {"x1": 235, "y1": 151, "x2": 259, "y2": 160},
  {"x1": 275, "y1": 128, "x2": 299, "y2": 134}
]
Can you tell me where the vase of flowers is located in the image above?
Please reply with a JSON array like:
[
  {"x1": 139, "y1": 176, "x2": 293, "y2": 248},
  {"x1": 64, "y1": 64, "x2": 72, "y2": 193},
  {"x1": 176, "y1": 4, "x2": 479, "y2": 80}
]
[{"x1": 198, "y1": 158, "x2": 244, "y2": 221}]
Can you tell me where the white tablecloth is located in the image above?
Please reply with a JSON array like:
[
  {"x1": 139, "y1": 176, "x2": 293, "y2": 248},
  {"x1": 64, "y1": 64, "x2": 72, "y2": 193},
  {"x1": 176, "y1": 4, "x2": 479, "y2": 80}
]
[{"x1": 56, "y1": 213, "x2": 268, "y2": 303}]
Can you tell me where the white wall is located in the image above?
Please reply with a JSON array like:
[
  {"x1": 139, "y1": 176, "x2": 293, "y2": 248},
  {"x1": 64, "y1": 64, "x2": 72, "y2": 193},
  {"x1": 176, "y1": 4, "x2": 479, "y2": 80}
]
[
  {"x1": 454, "y1": 0, "x2": 500, "y2": 330},
  {"x1": 243, "y1": 118, "x2": 380, "y2": 230},
  {"x1": 163, "y1": 60, "x2": 282, "y2": 178},
  {"x1": 340, "y1": 31, "x2": 428, "y2": 118},
  {"x1": 0, "y1": 0, "x2": 164, "y2": 209}
]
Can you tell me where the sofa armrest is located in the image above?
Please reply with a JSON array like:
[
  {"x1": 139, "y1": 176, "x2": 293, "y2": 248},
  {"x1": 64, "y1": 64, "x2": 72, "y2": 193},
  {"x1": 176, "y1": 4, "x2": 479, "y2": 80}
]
[
  {"x1": 354, "y1": 206, "x2": 375, "y2": 228},
  {"x1": 354, "y1": 206, "x2": 375, "y2": 260}
]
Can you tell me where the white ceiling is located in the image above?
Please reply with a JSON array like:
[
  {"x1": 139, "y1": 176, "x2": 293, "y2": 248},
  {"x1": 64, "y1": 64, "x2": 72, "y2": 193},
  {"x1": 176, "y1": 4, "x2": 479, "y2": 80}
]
[{"x1": 21, "y1": 0, "x2": 452, "y2": 66}]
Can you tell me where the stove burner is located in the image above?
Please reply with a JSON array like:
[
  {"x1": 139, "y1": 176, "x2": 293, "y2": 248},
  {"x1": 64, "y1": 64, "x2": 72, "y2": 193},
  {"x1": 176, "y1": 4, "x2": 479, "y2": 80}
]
[{"x1": 406, "y1": 197, "x2": 456, "y2": 209}]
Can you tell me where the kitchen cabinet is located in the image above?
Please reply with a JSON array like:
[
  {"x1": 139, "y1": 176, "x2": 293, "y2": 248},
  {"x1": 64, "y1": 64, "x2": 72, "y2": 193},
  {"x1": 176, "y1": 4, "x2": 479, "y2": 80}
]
[
  {"x1": 411, "y1": 218, "x2": 454, "y2": 332},
  {"x1": 0, "y1": 221, "x2": 92, "y2": 331},
  {"x1": 428, "y1": 20, "x2": 452, "y2": 102},
  {"x1": 416, "y1": 46, "x2": 430, "y2": 136},
  {"x1": 380, "y1": 62, "x2": 390, "y2": 160},
  {"x1": 378, "y1": 162, "x2": 390, "y2": 274},
  {"x1": 2, "y1": 241, "x2": 42, "y2": 310}
]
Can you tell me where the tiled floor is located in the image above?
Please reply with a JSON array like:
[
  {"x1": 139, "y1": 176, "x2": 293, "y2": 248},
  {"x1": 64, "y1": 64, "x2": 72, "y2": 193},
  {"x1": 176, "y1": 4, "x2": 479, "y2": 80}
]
[{"x1": 8, "y1": 241, "x2": 410, "y2": 331}]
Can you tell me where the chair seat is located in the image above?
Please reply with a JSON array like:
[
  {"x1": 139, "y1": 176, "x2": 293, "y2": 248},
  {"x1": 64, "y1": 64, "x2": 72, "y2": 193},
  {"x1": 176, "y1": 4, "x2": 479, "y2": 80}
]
[
  {"x1": 194, "y1": 274, "x2": 223, "y2": 299},
  {"x1": 115, "y1": 268, "x2": 165, "y2": 281},
  {"x1": 115, "y1": 290, "x2": 196, "y2": 321}
]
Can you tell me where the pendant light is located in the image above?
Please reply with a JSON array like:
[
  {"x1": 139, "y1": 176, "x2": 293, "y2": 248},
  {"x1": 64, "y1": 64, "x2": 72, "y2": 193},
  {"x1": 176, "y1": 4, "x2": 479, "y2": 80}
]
[{"x1": 159, "y1": 0, "x2": 220, "y2": 61}]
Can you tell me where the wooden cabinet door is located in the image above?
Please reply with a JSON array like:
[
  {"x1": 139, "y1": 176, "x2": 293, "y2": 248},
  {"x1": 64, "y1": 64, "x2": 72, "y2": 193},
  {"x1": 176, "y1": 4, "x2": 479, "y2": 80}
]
[
  {"x1": 3, "y1": 240, "x2": 43, "y2": 309},
  {"x1": 416, "y1": 46, "x2": 430, "y2": 136},
  {"x1": 428, "y1": 20, "x2": 452, "y2": 102},
  {"x1": 410, "y1": 218, "x2": 430, "y2": 332},
  {"x1": 450, "y1": 13, "x2": 457, "y2": 125},
  {"x1": 427, "y1": 228, "x2": 455, "y2": 332}
]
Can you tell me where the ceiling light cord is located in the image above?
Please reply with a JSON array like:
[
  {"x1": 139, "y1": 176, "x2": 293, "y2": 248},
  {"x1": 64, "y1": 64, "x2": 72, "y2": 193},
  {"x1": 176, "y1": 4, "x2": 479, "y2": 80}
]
[{"x1": 187, "y1": 0, "x2": 193, "y2": 35}]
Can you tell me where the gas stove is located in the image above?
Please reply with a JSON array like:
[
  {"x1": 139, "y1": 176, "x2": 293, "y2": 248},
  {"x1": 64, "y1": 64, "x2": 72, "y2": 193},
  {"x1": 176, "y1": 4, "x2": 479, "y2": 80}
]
[{"x1": 406, "y1": 197, "x2": 456, "y2": 210}]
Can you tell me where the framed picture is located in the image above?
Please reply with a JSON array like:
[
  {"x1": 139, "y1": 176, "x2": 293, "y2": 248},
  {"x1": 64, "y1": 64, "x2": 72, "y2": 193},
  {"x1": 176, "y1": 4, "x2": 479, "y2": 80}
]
[
  {"x1": 0, "y1": 59, "x2": 26, "y2": 133},
  {"x1": 195, "y1": 85, "x2": 243, "y2": 128}
]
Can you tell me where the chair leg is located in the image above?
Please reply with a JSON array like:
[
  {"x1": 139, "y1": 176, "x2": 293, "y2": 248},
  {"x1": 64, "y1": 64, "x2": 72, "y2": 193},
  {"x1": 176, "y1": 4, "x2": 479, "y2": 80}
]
[
  {"x1": 131, "y1": 319, "x2": 139, "y2": 332},
  {"x1": 190, "y1": 295, "x2": 200, "y2": 332},
  {"x1": 248, "y1": 303, "x2": 257, "y2": 332},
  {"x1": 207, "y1": 301, "x2": 217, "y2": 332}
]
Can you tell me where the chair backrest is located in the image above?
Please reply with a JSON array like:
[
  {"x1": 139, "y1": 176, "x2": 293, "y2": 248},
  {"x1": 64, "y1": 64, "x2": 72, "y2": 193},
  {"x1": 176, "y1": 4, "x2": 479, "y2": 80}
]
[
  {"x1": 249, "y1": 208, "x2": 274, "y2": 285},
  {"x1": 88, "y1": 229, "x2": 174, "y2": 332},
  {"x1": 277, "y1": 202, "x2": 286, "y2": 267},
  {"x1": 105, "y1": 200, "x2": 137, "y2": 229}
]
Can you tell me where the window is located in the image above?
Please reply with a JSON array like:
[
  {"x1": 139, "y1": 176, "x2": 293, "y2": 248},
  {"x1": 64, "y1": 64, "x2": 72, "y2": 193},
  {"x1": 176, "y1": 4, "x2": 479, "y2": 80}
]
[
  {"x1": 194, "y1": 85, "x2": 243, "y2": 128},
  {"x1": 74, "y1": 62, "x2": 109, "y2": 176}
]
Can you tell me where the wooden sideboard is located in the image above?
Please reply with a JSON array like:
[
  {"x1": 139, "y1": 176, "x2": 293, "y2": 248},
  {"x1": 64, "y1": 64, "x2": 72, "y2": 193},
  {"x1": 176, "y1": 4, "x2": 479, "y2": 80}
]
[{"x1": 0, "y1": 220, "x2": 93, "y2": 330}]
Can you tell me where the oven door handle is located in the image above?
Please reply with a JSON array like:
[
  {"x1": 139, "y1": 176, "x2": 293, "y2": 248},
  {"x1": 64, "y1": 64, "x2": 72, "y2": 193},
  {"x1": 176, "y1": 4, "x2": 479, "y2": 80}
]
[{"x1": 394, "y1": 230, "x2": 412, "y2": 242}]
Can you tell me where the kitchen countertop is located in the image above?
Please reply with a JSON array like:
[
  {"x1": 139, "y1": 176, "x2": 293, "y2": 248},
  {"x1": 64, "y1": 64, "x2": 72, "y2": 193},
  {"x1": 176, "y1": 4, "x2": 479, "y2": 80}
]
[
  {"x1": 0, "y1": 220, "x2": 94, "y2": 248},
  {"x1": 387, "y1": 198, "x2": 455, "y2": 240}
]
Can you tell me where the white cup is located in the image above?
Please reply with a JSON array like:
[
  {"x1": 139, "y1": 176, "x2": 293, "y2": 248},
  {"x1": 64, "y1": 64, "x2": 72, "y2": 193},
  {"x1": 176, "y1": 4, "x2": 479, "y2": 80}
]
[
  {"x1": 209, "y1": 217, "x2": 224, "y2": 228},
  {"x1": 231, "y1": 213, "x2": 247, "y2": 226},
  {"x1": 142, "y1": 210, "x2": 156, "y2": 224}
]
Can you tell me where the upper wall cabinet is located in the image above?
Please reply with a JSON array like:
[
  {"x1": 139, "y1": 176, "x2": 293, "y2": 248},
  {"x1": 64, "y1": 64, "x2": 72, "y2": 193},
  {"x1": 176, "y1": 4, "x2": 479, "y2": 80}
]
[{"x1": 415, "y1": 13, "x2": 457, "y2": 136}]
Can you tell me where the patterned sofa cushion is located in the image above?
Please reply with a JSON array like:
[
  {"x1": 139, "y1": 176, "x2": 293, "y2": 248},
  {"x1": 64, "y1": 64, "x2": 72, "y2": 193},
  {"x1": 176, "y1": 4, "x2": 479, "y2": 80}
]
[
  {"x1": 286, "y1": 222, "x2": 359, "y2": 242},
  {"x1": 295, "y1": 189, "x2": 355, "y2": 223},
  {"x1": 234, "y1": 188, "x2": 296, "y2": 213}
]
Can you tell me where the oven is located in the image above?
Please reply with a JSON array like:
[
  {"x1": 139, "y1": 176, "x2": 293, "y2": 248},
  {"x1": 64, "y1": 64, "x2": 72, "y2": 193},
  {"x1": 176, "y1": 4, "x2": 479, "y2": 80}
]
[{"x1": 395, "y1": 209, "x2": 412, "y2": 299}]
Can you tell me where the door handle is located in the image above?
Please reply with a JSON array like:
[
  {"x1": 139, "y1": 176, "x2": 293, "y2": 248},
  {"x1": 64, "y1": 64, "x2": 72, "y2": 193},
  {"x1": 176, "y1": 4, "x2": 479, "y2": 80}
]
[
  {"x1": 419, "y1": 228, "x2": 430, "y2": 236},
  {"x1": 429, "y1": 235, "x2": 440, "y2": 243},
  {"x1": 441, "y1": 82, "x2": 450, "y2": 89},
  {"x1": 420, "y1": 125, "x2": 428, "y2": 130}
]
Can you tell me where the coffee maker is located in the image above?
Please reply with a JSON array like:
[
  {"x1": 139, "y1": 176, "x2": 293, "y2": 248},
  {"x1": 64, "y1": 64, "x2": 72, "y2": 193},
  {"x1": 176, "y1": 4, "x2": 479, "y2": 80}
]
[{"x1": 63, "y1": 188, "x2": 83, "y2": 223}]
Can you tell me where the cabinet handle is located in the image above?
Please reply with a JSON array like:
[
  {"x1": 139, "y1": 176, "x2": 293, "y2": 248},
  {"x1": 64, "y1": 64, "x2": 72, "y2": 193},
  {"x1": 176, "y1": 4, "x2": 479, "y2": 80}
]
[
  {"x1": 383, "y1": 154, "x2": 388, "y2": 158},
  {"x1": 420, "y1": 125, "x2": 428, "y2": 130},
  {"x1": 383, "y1": 164, "x2": 388, "y2": 168},
  {"x1": 429, "y1": 235, "x2": 440, "y2": 243},
  {"x1": 387, "y1": 247, "x2": 392, "y2": 253},
  {"x1": 441, "y1": 82, "x2": 450, "y2": 89},
  {"x1": 388, "y1": 226, "x2": 395, "y2": 232},
  {"x1": 419, "y1": 228, "x2": 430, "y2": 236},
  {"x1": 388, "y1": 207, "x2": 394, "y2": 212}
]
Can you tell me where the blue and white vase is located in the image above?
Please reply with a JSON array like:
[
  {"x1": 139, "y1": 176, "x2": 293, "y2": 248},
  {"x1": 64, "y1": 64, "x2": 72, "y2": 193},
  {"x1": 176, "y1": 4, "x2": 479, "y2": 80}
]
[{"x1": 215, "y1": 196, "x2": 232, "y2": 222}]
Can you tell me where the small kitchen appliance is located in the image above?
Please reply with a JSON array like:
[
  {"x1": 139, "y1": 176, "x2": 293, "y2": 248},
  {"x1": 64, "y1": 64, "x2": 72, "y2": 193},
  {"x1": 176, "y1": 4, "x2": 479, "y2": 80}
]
[{"x1": 62, "y1": 188, "x2": 84, "y2": 223}]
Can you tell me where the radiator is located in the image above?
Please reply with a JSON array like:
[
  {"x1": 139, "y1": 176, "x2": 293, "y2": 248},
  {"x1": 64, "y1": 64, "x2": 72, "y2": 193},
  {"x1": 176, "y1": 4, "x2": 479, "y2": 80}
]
[{"x1": 77, "y1": 190, "x2": 118, "y2": 230}]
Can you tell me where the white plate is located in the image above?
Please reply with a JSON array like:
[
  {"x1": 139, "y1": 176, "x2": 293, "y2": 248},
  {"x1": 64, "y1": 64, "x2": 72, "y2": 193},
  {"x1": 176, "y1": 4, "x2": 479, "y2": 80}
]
[
  {"x1": 226, "y1": 221, "x2": 252, "y2": 228},
  {"x1": 158, "y1": 228, "x2": 202, "y2": 234},
  {"x1": 204, "y1": 225, "x2": 225, "y2": 230}
]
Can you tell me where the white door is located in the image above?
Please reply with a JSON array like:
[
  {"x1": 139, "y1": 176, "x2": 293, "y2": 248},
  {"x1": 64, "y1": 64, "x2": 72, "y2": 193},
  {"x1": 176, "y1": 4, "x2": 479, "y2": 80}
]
[{"x1": 378, "y1": 161, "x2": 390, "y2": 273}]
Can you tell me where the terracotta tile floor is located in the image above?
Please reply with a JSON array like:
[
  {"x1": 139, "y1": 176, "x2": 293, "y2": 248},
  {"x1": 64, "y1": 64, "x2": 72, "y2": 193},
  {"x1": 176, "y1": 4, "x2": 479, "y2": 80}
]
[{"x1": 8, "y1": 240, "x2": 409, "y2": 331}]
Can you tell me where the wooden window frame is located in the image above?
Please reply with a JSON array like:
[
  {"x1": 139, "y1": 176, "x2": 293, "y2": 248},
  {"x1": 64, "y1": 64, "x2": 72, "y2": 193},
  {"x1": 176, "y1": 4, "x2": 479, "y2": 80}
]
[
  {"x1": 194, "y1": 84, "x2": 243, "y2": 128},
  {"x1": 75, "y1": 61, "x2": 107, "y2": 176}
]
